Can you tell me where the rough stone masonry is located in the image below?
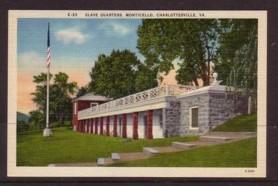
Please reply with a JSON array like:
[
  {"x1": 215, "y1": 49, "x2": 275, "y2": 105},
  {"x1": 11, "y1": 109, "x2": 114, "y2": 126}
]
[{"x1": 163, "y1": 85, "x2": 249, "y2": 137}]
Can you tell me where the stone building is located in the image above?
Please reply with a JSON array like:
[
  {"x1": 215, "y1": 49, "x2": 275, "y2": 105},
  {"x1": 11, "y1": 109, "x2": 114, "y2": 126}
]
[{"x1": 72, "y1": 73, "x2": 249, "y2": 139}]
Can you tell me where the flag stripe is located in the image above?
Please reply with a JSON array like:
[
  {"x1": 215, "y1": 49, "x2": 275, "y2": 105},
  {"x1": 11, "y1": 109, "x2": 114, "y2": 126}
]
[
  {"x1": 46, "y1": 23, "x2": 51, "y2": 67},
  {"x1": 47, "y1": 47, "x2": 51, "y2": 67}
]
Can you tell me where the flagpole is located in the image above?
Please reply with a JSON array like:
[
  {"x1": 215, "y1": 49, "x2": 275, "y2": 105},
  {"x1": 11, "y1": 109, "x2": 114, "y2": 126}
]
[
  {"x1": 46, "y1": 63, "x2": 50, "y2": 129},
  {"x1": 43, "y1": 22, "x2": 52, "y2": 137}
]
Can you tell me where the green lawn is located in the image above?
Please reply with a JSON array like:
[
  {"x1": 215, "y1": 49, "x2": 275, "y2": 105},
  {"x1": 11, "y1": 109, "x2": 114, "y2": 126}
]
[
  {"x1": 112, "y1": 138, "x2": 257, "y2": 167},
  {"x1": 17, "y1": 114, "x2": 257, "y2": 167},
  {"x1": 17, "y1": 127, "x2": 198, "y2": 166},
  {"x1": 213, "y1": 114, "x2": 257, "y2": 132}
]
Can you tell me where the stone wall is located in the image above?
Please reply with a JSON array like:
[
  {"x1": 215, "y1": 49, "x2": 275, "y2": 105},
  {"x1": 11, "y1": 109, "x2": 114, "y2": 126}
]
[
  {"x1": 209, "y1": 92, "x2": 248, "y2": 129},
  {"x1": 164, "y1": 100, "x2": 181, "y2": 137},
  {"x1": 178, "y1": 93, "x2": 210, "y2": 136},
  {"x1": 177, "y1": 90, "x2": 249, "y2": 136}
]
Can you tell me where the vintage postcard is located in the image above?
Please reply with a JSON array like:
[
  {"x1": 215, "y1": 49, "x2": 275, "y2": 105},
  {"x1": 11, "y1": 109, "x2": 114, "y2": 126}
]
[{"x1": 8, "y1": 10, "x2": 267, "y2": 178}]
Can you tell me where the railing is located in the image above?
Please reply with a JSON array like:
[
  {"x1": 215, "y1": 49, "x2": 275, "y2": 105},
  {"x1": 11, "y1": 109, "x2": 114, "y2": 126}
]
[{"x1": 78, "y1": 85, "x2": 195, "y2": 118}]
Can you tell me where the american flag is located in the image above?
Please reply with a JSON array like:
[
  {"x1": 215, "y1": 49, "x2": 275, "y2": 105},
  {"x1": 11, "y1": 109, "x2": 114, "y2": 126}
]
[{"x1": 46, "y1": 23, "x2": 51, "y2": 67}]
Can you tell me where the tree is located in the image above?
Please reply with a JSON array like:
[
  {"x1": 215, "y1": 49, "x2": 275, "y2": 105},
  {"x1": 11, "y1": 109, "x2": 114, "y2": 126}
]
[
  {"x1": 214, "y1": 19, "x2": 258, "y2": 114},
  {"x1": 17, "y1": 112, "x2": 30, "y2": 133},
  {"x1": 17, "y1": 120, "x2": 29, "y2": 133},
  {"x1": 31, "y1": 72, "x2": 77, "y2": 126},
  {"x1": 29, "y1": 110, "x2": 44, "y2": 129},
  {"x1": 137, "y1": 19, "x2": 220, "y2": 87},
  {"x1": 31, "y1": 73, "x2": 53, "y2": 115},
  {"x1": 89, "y1": 49, "x2": 140, "y2": 98},
  {"x1": 135, "y1": 63, "x2": 158, "y2": 92},
  {"x1": 216, "y1": 19, "x2": 257, "y2": 91},
  {"x1": 52, "y1": 72, "x2": 78, "y2": 125},
  {"x1": 76, "y1": 85, "x2": 90, "y2": 97}
]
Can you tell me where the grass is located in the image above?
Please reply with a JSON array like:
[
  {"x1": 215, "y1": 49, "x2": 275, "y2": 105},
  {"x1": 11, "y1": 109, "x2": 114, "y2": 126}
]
[
  {"x1": 112, "y1": 138, "x2": 257, "y2": 167},
  {"x1": 51, "y1": 121, "x2": 72, "y2": 128},
  {"x1": 17, "y1": 115, "x2": 257, "y2": 167},
  {"x1": 213, "y1": 114, "x2": 257, "y2": 132},
  {"x1": 17, "y1": 127, "x2": 198, "y2": 166},
  {"x1": 17, "y1": 121, "x2": 72, "y2": 134}
]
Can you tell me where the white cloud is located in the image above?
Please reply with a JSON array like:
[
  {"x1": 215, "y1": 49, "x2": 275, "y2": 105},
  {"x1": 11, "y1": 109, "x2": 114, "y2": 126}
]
[
  {"x1": 18, "y1": 51, "x2": 43, "y2": 63},
  {"x1": 98, "y1": 21, "x2": 133, "y2": 36},
  {"x1": 18, "y1": 51, "x2": 45, "y2": 71},
  {"x1": 55, "y1": 26, "x2": 89, "y2": 45}
]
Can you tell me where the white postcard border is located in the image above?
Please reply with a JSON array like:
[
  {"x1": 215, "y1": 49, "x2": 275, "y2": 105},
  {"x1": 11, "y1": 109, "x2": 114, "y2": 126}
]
[{"x1": 8, "y1": 10, "x2": 267, "y2": 178}]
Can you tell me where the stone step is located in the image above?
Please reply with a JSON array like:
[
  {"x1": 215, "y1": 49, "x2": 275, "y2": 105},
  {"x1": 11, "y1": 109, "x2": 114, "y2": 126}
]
[
  {"x1": 172, "y1": 142, "x2": 196, "y2": 149},
  {"x1": 200, "y1": 135, "x2": 233, "y2": 141},
  {"x1": 96, "y1": 158, "x2": 106, "y2": 166},
  {"x1": 96, "y1": 157, "x2": 113, "y2": 166},
  {"x1": 143, "y1": 147, "x2": 160, "y2": 155},
  {"x1": 118, "y1": 152, "x2": 152, "y2": 161},
  {"x1": 152, "y1": 146, "x2": 184, "y2": 153},
  {"x1": 111, "y1": 153, "x2": 120, "y2": 160}
]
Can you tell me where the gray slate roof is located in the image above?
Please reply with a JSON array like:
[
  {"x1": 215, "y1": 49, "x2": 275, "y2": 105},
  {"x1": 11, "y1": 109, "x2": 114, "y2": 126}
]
[{"x1": 73, "y1": 92, "x2": 111, "y2": 102}]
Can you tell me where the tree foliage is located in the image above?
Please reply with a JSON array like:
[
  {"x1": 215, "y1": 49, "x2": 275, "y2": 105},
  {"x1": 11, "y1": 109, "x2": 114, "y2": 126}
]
[
  {"x1": 76, "y1": 85, "x2": 90, "y2": 97},
  {"x1": 137, "y1": 19, "x2": 220, "y2": 86},
  {"x1": 31, "y1": 73, "x2": 53, "y2": 113},
  {"x1": 52, "y1": 72, "x2": 78, "y2": 124},
  {"x1": 29, "y1": 110, "x2": 44, "y2": 129},
  {"x1": 137, "y1": 19, "x2": 257, "y2": 91},
  {"x1": 216, "y1": 19, "x2": 257, "y2": 91},
  {"x1": 30, "y1": 72, "x2": 78, "y2": 126},
  {"x1": 89, "y1": 50, "x2": 141, "y2": 98},
  {"x1": 82, "y1": 19, "x2": 257, "y2": 104},
  {"x1": 134, "y1": 63, "x2": 158, "y2": 92}
]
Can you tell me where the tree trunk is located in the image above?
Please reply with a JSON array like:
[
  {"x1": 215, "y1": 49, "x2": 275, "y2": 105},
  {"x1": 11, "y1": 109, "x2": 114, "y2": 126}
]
[
  {"x1": 193, "y1": 78, "x2": 199, "y2": 87},
  {"x1": 59, "y1": 112, "x2": 65, "y2": 126},
  {"x1": 201, "y1": 73, "x2": 209, "y2": 86}
]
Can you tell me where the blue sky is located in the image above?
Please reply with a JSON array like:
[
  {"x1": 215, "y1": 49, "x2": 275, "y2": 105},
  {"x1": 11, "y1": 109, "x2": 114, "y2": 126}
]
[
  {"x1": 17, "y1": 18, "x2": 143, "y2": 113},
  {"x1": 18, "y1": 18, "x2": 143, "y2": 63}
]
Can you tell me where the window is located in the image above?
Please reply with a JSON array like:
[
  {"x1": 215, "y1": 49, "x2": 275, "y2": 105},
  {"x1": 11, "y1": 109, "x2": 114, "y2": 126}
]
[{"x1": 190, "y1": 107, "x2": 199, "y2": 129}]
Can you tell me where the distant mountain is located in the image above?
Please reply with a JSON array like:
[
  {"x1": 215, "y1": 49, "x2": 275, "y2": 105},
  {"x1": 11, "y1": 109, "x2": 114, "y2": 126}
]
[{"x1": 17, "y1": 112, "x2": 30, "y2": 122}]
